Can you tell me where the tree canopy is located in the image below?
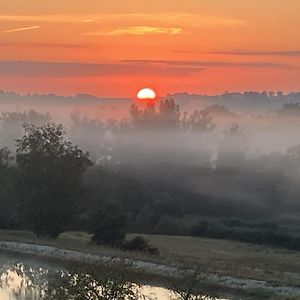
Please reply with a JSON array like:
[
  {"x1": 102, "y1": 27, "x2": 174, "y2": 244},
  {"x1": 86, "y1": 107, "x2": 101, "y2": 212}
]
[{"x1": 16, "y1": 123, "x2": 92, "y2": 238}]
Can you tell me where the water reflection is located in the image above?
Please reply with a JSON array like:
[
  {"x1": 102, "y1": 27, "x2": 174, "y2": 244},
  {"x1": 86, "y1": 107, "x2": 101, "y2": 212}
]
[
  {"x1": 0, "y1": 263, "x2": 46, "y2": 300},
  {"x1": 0, "y1": 253, "x2": 227, "y2": 300}
]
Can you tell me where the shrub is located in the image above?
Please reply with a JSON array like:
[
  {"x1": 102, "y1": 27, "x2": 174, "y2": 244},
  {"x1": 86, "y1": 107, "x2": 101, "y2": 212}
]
[
  {"x1": 89, "y1": 203, "x2": 127, "y2": 247},
  {"x1": 122, "y1": 236, "x2": 159, "y2": 255}
]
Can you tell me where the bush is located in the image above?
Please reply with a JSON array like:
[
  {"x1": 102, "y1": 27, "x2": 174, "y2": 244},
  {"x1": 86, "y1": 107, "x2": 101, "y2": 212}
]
[
  {"x1": 122, "y1": 236, "x2": 159, "y2": 255},
  {"x1": 89, "y1": 203, "x2": 127, "y2": 247}
]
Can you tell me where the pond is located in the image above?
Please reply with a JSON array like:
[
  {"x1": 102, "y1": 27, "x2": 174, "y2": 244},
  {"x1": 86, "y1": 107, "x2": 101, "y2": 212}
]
[{"x1": 0, "y1": 251, "x2": 228, "y2": 300}]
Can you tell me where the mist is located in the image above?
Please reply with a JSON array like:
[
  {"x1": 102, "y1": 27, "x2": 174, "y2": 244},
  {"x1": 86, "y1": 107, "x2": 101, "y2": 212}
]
[{"x1": 2, "y1": 91, "x2": 300, "y2": 229}]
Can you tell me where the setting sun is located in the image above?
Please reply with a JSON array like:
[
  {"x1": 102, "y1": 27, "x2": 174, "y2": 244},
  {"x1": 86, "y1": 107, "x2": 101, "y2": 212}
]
[{"x1": 137, "y1": 88, "x2": 157, "y2": 100}]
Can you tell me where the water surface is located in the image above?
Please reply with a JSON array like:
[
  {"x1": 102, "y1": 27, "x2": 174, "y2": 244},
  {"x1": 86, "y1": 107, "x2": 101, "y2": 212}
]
[{"x1": 0, "y1": 251, "x2": 227, "y2": 300}]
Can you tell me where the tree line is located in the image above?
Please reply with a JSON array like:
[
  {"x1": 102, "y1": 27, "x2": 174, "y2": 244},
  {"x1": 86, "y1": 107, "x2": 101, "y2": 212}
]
[{"x1": 0, "y1": 100, "x2": 300, "y2": 251}]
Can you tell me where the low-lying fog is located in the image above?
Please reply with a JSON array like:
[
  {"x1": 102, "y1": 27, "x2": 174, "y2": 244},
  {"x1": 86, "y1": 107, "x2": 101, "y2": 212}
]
[{"x1": 2, "y1": 90, "x2": 300, "y2": 222}]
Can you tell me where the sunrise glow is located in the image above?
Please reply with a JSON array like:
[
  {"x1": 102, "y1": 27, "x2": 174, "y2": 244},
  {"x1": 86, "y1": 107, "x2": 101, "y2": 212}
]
[{"x1": 0, "y1": 0, "x2": 300, "y2": 97}]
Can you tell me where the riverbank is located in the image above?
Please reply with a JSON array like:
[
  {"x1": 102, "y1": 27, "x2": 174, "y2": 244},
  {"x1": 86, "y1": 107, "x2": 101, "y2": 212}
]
[{"x1": 0, "y1": 230, "x2": 299, "y2": 299}]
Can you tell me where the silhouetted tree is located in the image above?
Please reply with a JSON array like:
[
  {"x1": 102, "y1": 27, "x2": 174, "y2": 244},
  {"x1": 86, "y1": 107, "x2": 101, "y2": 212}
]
[
  {"x1": 170, "y1": 268, "x2": 217, "y2": 300},
  {"x1": 182, "y1": 110, "x2": 215, "y2": 133},
  {"x1": 158, "y1": 98, "x2": 180, "y2": 129},
  {"x1": 0, "y1": 148, "x2": 18, "y2": 229},
  {"x1": 89, "y1": 203, "x2": 127, "y2": 247},
  {"x1": 45, "y1": 261, "x2": 143, "y2": 300},
  {"x1": 202, "y1": 104, "x2": 235, "y2": 118},
  {"x1": 0, "y1": 110, "x2": 51, "y2": 148},
  {"x1": 16, "y1": 123, "x2": 92, "y2": 238},
  {"x1": 128, "y1": 99, "x2": 180, "y2": 130}
]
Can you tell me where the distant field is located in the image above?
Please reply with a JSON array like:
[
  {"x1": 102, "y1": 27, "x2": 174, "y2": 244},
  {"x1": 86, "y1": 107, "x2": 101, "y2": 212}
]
[
  {"x1": 128, "y1": 234, "x2": 300, "y2": 287},
  {"x1": 0, "y1": 230, "x2": 299, "y2": 288}
]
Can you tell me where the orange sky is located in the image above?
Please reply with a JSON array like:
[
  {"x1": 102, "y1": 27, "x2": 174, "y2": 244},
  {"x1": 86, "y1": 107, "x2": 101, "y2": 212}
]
[{"x1": 0, "y1": 0, "x2": 300, "y2": 97}]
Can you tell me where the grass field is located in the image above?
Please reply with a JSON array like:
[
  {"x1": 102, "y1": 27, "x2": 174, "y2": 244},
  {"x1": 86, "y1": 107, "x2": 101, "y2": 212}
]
[
  {"x1": 0, "y1": 230, "x2": 299, "y2": 289},
  {"x1": 128, "y1": 234, "x2": 300, "y2": 287}
]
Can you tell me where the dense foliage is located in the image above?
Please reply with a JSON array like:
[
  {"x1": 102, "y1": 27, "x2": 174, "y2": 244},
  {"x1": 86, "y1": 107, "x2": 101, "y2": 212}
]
[
  {"x1": 122, "y1": 236, "x2": 159, "y2": 255},
  {"x1": 89, "y1": 203, "x2": 127, "y2": 246},
  {"x1": 15, "y1": 123, "x2": 92, "y2": 238}
]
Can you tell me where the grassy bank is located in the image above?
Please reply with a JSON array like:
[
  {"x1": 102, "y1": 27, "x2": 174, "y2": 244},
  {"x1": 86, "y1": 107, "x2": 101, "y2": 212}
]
[
  {"x1": 0, "y1": 230, "x2": 299, "y2": 290},
  {"x1": 129, "y1": 234, "x2": 300, "y2": 287}
]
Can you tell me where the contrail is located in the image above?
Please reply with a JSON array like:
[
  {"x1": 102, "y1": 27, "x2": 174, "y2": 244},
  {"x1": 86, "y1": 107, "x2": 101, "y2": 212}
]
[{"x1": 3, "y1": 26, "x2": 40, "y2": 33}]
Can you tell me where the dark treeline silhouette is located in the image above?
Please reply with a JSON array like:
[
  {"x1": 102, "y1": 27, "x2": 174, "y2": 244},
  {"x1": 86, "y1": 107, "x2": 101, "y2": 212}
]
[
  {"x1": 2, "y1": 89, "x2": 300, "y2": 114},
  {"x1": 170, "y1": 91, "x2": 300, "y2": 113},
  {"x1": 0, "y1": 99, "x2": 300, "y2": 250}
]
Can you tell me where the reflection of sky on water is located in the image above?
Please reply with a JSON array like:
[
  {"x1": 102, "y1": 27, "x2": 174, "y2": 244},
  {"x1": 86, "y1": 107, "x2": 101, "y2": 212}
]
[
  {"x1": 0, "y1": 252, "x2": 227, "y2": 300},
  {"x1": 142, "y1": 286, "x2": 228, "y2": 300},
  {"x1": 0, "y1": 269, "x2": 41, "y2": 300},
  {"x1": 0, "y1": 252, "x2": 57, "y2": 300}
]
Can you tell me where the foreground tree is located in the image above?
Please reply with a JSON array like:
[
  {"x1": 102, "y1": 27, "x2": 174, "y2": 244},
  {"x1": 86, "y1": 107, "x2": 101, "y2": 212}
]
[
  {"x1": 16, "y1": 123, "x2": 92, "y2": 238},
  {"x1": 0, "y1": 148, "x2": 18, "y2": 229},
  {"x1": 170, "y1": 268, "x2": 217, "y2": 300},
  {"x1": 45, "y1": 261, "x2": 143, "y2": 300}
]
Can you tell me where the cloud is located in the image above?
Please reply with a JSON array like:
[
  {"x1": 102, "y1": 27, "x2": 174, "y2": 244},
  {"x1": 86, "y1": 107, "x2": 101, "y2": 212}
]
[
  {"x1": 0, "y1": 14, "x2": 89, "y2": 23},
  {"x1": 172, "y1": 50, "x2": 197, "y2": 54},
  {"x1": 122, "y1": 59, "x2": 290, "y2": 69},
  {"x1": 0, "y1": 58, "x2": 290, "y2": 80},
  {"x1": 84, "y1": 26, "x2": 183, "y2": 36},
  {"x1": 0, "y1": 13, "x2": 244, "y2": 28},
  {"x1": 209, "y1": 50, "x2": 300, "y2": 57},
  {"x1": 0, "y1": 60, "x2": 204, "y2": 78},
  {"x1": 0, "y1": 42, "x2": 87, "y2": 49},
  {"x1": 2, "y1": 25, "x2": 40, "y2": 33}
]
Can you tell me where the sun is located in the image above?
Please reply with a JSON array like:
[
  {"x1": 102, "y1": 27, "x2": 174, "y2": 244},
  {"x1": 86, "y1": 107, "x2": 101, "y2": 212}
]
[{"x1": 137, "y1": 88, "x2": 157, "y2": 100}]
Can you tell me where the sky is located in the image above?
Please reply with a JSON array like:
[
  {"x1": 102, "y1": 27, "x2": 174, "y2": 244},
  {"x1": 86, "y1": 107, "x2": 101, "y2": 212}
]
[{"x1": 0, "y1": 0, "x2": 300, "y2": 97}]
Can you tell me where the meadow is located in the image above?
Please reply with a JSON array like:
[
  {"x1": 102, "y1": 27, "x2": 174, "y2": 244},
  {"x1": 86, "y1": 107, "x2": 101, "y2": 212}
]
[{"x1": 0, "y1": 229, "x2": 299, "y2": 289}]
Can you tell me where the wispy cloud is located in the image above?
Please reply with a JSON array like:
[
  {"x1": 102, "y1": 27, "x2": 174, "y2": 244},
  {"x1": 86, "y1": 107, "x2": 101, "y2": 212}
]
[
  {"x1": 209, "y1": 50, "x2": 300, "y2": 57},
  {"x1": 0, "y1": 14, "x2": 89, "y2": 23},
  {"x1": 85, "y1": 26, "x2": 183, "y2": 36},
  {"x1": 0, "y1": 59, "x2": 289, "y2": 80},
  {"x1": 0, "y1": 58, "x2": 290, "y2": 81},
  {"x1": 122, "y1": 59, "x2": 291, "y2": 69},
  {"x1": 0, "y1": 42, "x2": 87, "y2": 49},
  {"x1": 3, "y1": 25, "x2": 40, "y2": 33},
  {"x1": 0, "y1": 60, "x2": 204, "y2": 78},
  {"x1": 0, "y1": 13, "x2": 244, "y2": 28}
]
